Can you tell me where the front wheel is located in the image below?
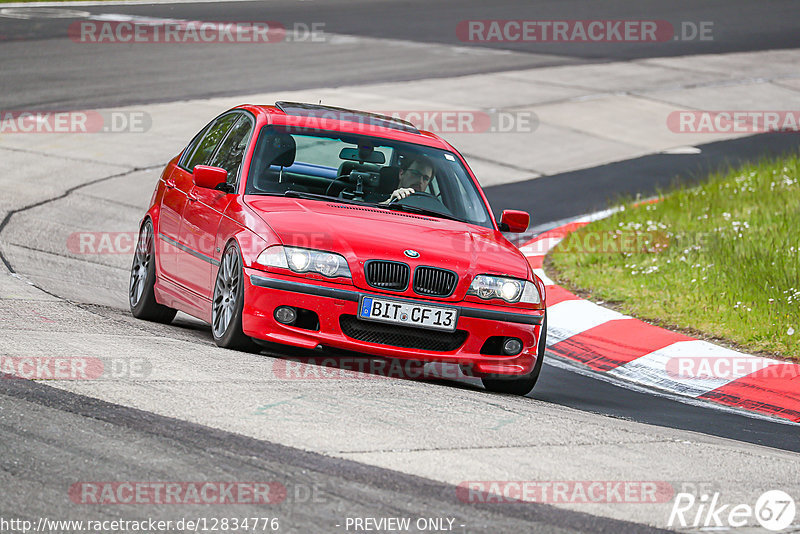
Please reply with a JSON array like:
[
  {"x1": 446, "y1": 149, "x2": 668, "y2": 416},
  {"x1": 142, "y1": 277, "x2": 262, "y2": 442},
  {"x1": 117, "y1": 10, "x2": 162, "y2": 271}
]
[
  {"x1": 129, "y1": 220, "x2": 177, "y2": 324},
  {"x1": 212, "y1": 242, "x2": 260, "y2": 352},
  {"x1": 481, "y1": 313, "x2": 547, "y2": 396}
]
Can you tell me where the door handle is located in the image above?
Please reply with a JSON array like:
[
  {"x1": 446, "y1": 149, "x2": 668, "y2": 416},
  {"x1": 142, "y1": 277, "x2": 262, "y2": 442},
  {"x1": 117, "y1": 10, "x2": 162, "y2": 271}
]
[
  {"x1": 164, "y1": 179, "x2": 176, "y2": 189},
  {"x1": 187, "y1": 193, "x2": 199, "y2": 202}
]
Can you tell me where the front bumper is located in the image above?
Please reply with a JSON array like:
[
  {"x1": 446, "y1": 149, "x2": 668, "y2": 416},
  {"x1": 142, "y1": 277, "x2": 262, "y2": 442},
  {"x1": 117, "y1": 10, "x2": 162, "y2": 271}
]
[{"x1": 242, "y1": 270, "x2": 544, "y2": 376}]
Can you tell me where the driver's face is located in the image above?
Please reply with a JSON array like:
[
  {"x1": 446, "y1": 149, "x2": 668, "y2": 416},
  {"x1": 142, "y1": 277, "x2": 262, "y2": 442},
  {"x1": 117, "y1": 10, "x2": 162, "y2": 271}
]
[{"x1": 399, "y1": 163, "x2": 433, "y2": 192}]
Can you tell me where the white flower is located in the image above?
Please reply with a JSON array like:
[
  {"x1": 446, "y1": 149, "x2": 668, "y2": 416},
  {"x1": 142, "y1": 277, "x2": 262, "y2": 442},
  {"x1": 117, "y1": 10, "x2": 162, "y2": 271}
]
[{"x1": 788, "y1": 327, "x2": 795, "y2": 336}]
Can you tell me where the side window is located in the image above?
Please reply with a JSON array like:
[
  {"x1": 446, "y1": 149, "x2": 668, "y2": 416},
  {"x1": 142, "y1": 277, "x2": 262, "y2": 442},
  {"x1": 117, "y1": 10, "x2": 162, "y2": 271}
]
[
  {"x1": 184, "y1": 114, "x2": 239, "y2": 171},
  {"x1": 208, "y1": 116, "x2": 253, "y2": 184},
  {"x1": 428, "y1": 176, "x2": 440, "y2": 196},
  {"x1": 180, "y1": 125, "x2": 209, "y2": 167}
]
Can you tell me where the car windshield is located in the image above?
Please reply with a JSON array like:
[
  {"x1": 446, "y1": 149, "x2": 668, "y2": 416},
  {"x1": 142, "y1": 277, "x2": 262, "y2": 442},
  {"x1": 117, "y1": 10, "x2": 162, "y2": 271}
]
[{"x1": 245, "y1": 126, "x2": 493, "y2": 228}]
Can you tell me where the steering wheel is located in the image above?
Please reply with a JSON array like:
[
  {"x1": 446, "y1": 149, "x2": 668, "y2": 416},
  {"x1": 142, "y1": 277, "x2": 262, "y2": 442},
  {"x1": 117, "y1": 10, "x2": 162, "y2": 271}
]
[
  {"x1": 389, "y1": 191, "x2": 438, "y2": 203},
  {"x1": 390, "y1": 191, "x2": 454, "y2": 216},
  {"x1": 324, "y1": 175, "x2": 352, "y2": 197}
]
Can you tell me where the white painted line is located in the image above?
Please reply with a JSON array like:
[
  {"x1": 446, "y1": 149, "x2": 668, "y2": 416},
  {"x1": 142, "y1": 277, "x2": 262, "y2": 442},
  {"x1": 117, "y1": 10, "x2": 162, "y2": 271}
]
[
  {"x1": 544, "y1": 353, "x2": 799, "y2": 426},
  {"x1": 573, "y1": 207, "x2": 619, "y2": 223},
  {"x1": 661, "y1": 146, "x2": 702, "y2": 155},
  {"x1": 532, "y1": 268, "x2": 555, "y2": 286},
  {"x1": 0, "y1": 0, "x2": 259, "y2": 8},
  {"x1": 528, "y1": 213, "x2": 800, "y2": 423},
  {"x1": 0, "y1": 7, "x2": 90, "y2": 18},
  {"x1": 607, "y1": 340, "x2": 784, "y2": 397},
  {"x1": 546, "y1": 299, "x2": 627, "y2": 346}
]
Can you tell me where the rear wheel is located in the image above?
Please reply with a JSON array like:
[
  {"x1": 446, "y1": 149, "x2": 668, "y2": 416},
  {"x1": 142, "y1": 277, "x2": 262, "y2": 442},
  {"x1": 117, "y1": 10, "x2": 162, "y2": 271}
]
[
  {"x1": 481, "y1": 313, "x2": 547, "y2": 396},
  {"x1": 212, "y1": 242, "x2": 261, "y2": 352},
  {"x1": 129, "y1": 220, "x2": 177, "y2": 323}
]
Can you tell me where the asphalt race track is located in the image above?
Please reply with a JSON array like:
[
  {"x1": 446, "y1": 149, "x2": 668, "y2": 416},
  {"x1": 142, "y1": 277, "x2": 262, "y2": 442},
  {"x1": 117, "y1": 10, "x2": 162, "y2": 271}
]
[
  {"x1": 2, "y1": 0, "x2": 800, "y2": 109},
  {"x1": 1, "y1": 1, "x2": 799, "y2": 533}
]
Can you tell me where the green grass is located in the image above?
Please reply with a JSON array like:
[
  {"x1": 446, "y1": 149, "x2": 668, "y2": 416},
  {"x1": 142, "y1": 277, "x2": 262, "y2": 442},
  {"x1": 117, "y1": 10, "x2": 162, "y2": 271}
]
[{"x1": 546, "y1": 153, "x2": 800, "y2": 361}]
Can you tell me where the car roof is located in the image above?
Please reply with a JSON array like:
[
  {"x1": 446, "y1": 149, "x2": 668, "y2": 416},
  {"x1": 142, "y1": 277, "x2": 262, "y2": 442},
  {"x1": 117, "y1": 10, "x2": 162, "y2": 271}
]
[
  {"x1": 234, "y1": 102, "x2": 455, "y2": 150},
  {"x1": 274, "y1": 101, "x2": 420, "y2": 133}
]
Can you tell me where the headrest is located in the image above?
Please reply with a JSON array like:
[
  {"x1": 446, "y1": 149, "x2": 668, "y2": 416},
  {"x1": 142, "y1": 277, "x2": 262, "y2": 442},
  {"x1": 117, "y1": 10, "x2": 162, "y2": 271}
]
[
  {"x1": 337, "y1": 161, "x2": 358, "y2": 178},
  {"x1": 267, "y1": 133, "x2": 296, "y2": 168},
  {"x1": 377, "y1": 166, "x2": 400, "y2": 194}
]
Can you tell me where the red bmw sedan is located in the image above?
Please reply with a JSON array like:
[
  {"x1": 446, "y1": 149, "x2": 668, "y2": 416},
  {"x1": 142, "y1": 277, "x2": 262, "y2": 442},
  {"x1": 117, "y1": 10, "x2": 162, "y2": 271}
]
[{"x1": 129, "y1": 102, "x2": 547, "y2": 394}]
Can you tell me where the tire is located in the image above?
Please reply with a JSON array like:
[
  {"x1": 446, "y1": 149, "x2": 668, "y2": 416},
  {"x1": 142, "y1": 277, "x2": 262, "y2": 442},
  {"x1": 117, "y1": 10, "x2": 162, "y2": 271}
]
[
  {"x1": 129, "y1": 220, "x2": 177, "y2": 324},
  {"x1": 482, "y1": 312, "x2": 547, "y2": 396},
  {"x1": 211, "y1": 242, "x2": 261, "y2": 352}
]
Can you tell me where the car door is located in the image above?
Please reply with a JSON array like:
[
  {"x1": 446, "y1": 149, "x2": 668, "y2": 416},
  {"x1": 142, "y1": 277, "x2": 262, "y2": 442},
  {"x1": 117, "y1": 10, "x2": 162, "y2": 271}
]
[
  {"x1": 157, "y1": 125, "x2": 211, "y2": 281},
  {"x1": 179, "y1": 113, "x2": 254, "y2": 299},
  {"x1": 164, "y1": 112, "x2": 239, "y2": 293}
]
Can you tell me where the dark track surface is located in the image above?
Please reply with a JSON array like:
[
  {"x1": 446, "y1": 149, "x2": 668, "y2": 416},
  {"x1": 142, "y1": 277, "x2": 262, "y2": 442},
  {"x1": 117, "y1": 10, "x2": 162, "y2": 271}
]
[
  {"x1": 485, "y1": 132, "x2": 800, "y2": 226},
  {"x1": 0, "y1": 378, "x2": 668, "y2": 534},
  {"x1": 1, "y1": 0, "x2": 798, "y2": 109},
  {"x1": 536, "y1": 362, "x2": 800, "y2": 453},
  {"x1": 488, "y1": 132, "x2": 800, "y2": 453},
  {"x1": 1, "y1": 1, "x2": 798, "y2": 531}
]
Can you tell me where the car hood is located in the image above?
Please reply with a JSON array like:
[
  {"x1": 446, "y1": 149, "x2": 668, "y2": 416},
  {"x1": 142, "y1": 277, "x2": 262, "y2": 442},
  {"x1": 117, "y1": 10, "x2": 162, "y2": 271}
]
[{"x1": 245, "y1": 196, "x2": 531, "y2": 300}]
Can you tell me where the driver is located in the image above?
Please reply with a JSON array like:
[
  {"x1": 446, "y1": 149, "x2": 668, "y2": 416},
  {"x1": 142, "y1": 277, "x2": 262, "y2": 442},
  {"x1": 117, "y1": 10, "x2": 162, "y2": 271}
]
[{"x1": 385, "y1": 155, "x2": 434, "y2": 202}]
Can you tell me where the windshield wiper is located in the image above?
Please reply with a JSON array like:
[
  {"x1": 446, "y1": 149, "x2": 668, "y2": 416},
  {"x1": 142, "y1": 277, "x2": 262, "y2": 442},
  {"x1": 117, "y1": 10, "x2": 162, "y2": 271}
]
[
  {"x1": 283, "y1": 191, "x2": 465, "y2": 222},
  {"x1": 283, "y1": 190, "x2": 374, "y2": 206},
  {"x1": 381, "y1": 203, "x2": 465, "y2": 222}
]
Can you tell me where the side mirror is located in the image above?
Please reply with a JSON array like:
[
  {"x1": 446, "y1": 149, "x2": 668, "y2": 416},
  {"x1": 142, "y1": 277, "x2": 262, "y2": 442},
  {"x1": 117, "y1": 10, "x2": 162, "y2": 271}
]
[
  {"x1": 499, "y1": 210, "x2": 530, "y2": 233},
  {"x1": 193, "y1": 165, "x2": 228, "y2": 190}
]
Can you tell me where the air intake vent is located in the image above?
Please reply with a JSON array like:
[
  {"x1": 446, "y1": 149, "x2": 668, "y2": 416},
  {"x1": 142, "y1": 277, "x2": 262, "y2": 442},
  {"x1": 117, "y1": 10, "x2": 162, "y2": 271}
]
[
  {"x1": 364, "y1": 260, "x2": 409, "y2": 291},
  {"x1": 327, "y1": 204, "x2": 436, "y2": 222},
  {"x1": 340, "y1": 315, "x2": 468, "y2": 352},
  {"x1": 413, "y1": 267, "x2": 458, "y2": 297}
]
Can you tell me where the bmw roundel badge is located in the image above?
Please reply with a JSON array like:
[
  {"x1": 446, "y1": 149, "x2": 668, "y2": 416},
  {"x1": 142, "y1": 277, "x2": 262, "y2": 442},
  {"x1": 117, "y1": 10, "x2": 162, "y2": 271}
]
[{"x1": 404, "y1": 249, "x2": 420, "y2": 258}]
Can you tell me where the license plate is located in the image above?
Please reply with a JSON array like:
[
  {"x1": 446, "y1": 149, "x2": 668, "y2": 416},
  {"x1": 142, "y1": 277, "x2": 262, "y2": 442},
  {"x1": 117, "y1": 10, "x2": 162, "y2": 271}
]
[{"x1": 358, "y1": 296, "x2": 459, "y2": 332}]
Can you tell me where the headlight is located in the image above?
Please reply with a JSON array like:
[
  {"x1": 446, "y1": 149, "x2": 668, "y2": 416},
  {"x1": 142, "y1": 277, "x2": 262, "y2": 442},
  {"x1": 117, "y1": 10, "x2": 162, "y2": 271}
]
[
  {"x1": 288, "y1": 249, "x2": 311, "y2": 272},
  {"x1": 256, "y1": 246, "x2": 351, "y2": 278},
  {"x1": 468, "y1": 275, "x2": 541, "y2": 304}
]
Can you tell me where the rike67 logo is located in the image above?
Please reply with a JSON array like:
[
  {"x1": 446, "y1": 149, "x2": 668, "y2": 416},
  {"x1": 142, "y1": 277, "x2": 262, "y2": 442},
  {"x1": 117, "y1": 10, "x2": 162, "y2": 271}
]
[{"x1": 669, "y1": 490, "x2": 796, "y2": 531}]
